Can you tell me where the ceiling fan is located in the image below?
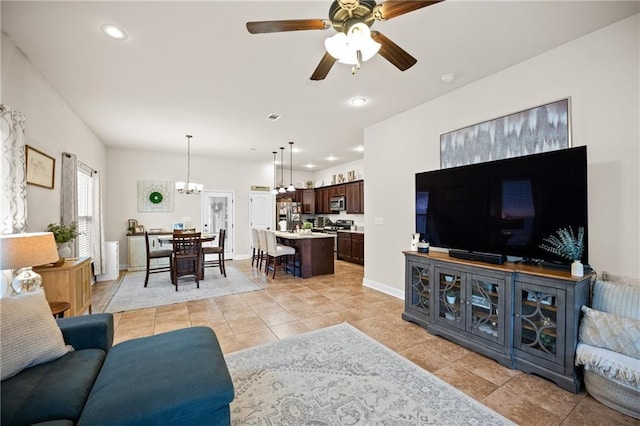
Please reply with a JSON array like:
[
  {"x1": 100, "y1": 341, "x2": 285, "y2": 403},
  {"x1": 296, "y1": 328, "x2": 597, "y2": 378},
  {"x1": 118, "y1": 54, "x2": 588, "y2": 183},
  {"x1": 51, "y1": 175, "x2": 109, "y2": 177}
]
[{"x1": 246, "y1": 0, "x2": 443, "y2": 80}]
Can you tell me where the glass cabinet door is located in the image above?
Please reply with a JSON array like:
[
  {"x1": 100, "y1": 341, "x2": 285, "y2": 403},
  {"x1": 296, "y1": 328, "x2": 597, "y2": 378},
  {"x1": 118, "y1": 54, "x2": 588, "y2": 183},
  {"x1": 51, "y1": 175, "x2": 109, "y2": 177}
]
[
  {"x1": 409, "y1": 262, "x2": 431, "y2": 315},
  {"x1": 434, "y1": 268, "x2": 463, "y2": 327},
  {"x1": 514, "y1": 281, "x2": 565, "y2": 364},
  {"x1": 466, "y1": 275, "x2": 504, "y2": 345}
]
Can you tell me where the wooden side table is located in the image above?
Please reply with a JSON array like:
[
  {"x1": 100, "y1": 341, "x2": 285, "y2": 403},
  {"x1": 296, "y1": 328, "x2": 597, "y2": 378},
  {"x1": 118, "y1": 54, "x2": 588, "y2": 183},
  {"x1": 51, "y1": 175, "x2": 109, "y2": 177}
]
[
  {"x1": 49, "y1": 301, "x2": 71, "y2": 318},
  {"x1": 35, "y1": 257, "x2": 92, "y2": 317}
]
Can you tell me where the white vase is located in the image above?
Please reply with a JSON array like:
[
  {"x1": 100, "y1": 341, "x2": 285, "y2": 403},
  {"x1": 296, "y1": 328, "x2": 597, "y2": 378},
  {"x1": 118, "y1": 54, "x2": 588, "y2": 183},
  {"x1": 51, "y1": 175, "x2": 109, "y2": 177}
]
[
  {"x1": 446, "y1": 294, "x2": 456, "y2": 304},
  {"x1": 571, "y1": 260, "x2": 584, "y2": 277},
  {"x1": 57, "y1": 243, "x2": 71, "y2": 259}
]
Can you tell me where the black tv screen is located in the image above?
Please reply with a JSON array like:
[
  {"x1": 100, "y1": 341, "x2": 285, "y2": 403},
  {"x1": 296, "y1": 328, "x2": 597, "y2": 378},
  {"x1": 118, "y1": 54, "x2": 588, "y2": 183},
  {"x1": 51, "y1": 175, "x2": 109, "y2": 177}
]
[{"x1": 415, "y1": 146, "x2": 588, "y2": 263}]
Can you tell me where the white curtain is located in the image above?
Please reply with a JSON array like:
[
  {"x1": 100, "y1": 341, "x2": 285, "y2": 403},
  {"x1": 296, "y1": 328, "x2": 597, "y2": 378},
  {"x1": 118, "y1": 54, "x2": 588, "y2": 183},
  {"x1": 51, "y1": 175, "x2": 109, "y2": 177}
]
[
  {"x1": 0, "y1": 105, "x2": 27, "y2": 234},
  {"x1": 91, "y1": 168, "x2": 105, "y2": 275}
]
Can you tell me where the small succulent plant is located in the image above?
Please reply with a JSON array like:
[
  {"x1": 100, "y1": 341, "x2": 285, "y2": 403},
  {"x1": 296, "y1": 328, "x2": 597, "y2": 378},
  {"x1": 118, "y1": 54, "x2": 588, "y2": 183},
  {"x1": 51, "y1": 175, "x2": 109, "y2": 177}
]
[{"x1": 540, "y1": 226, "x2": 584, "y2": 261}]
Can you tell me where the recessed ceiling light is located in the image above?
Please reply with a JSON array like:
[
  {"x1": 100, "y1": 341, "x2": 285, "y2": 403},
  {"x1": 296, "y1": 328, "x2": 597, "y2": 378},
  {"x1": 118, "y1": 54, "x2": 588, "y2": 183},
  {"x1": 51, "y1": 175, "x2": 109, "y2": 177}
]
[
  {"x1": 350, "y1": 97, "x2": 367, "y2": 106},
  {"x1": 304, "y1": 164, "x2": 316, "y2": 169},
  {"x1": 353, "y1": 145, "x2": 364, "y2": 152},
  {"x1": 101, "y1": 24, "x2": 127, "y2": 40},
  {"x1": 441, "y1": 73, "x2": 456, "y2": 84},
  {"x1": 326, "y1": 156, "x2": 337, "y2": 162}
]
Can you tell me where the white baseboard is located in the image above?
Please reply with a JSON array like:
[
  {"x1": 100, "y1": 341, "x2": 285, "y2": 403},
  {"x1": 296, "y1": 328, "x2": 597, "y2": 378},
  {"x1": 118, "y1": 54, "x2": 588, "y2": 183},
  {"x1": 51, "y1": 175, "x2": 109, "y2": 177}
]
[{"x1": 362, "y1": 277, "x2": 404, "y2": 300}]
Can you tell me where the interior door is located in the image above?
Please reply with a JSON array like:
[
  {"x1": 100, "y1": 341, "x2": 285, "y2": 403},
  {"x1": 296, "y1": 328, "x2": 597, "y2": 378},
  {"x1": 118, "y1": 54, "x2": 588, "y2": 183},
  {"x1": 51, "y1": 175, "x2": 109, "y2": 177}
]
[
  {"x1": 202, "y1": 190, "x2": 234, "y2": 259},
  {"x1": 250, "y1": 191, "x2": 273, "y2": 231}
]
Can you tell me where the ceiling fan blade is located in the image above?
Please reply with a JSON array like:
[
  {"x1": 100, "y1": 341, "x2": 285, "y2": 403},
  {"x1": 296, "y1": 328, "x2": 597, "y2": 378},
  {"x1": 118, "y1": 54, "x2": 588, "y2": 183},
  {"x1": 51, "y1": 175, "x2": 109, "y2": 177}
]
[
  {"x1": 371, "y1": 31, "x2": 417, "y2": 71},
  {"x1": 375, "y1": 1, "x2": 443, "y2": 20},
  {"x1": 246, "y1": 19, "x2": 330, "y2": 34},
  {"x1": 310, "y1": 52, "x2": 337, "y2": 81}
]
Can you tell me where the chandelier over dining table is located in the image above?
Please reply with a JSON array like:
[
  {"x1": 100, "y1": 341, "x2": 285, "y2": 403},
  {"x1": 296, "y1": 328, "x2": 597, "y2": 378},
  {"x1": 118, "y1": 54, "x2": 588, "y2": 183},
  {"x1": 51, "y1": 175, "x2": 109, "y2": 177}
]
[{"x1": 175, "y1": 134, "x2": 203, "y2": 195}]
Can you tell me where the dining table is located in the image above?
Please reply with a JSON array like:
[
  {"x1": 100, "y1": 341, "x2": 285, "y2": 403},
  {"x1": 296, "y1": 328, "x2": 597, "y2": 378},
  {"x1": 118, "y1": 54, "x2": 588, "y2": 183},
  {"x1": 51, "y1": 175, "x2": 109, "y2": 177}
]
[{"x1": 157, "y1": 233, "x2": 217, "y2": 280}]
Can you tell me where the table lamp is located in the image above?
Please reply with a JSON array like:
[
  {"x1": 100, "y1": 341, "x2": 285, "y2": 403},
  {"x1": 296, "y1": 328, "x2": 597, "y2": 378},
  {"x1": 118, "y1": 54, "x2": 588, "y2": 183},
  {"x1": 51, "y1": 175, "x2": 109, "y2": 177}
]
[{"x1": 0, "y1": 232, "x2": 59, "y2": 294}]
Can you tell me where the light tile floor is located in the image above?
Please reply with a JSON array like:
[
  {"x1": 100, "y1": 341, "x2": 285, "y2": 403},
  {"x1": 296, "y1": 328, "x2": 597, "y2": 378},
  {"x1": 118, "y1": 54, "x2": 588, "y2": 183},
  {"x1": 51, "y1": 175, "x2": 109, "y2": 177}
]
[{"x1": 91, "y1": 259, "x2": 638, "y2": 426}]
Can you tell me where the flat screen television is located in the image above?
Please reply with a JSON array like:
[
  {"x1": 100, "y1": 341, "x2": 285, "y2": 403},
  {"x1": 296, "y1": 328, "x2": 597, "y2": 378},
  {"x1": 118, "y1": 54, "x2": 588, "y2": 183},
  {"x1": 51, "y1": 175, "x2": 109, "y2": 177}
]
[{"x1": 415, "y1": 146, "x2": 588, "y2": 264}]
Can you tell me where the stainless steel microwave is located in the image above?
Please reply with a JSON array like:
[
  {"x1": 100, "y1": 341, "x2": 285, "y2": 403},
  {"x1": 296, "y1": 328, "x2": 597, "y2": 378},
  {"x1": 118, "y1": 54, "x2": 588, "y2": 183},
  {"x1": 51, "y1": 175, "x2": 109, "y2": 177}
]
[{"x1": 330, "y1": 196, "x2": 346, "y2": 211}]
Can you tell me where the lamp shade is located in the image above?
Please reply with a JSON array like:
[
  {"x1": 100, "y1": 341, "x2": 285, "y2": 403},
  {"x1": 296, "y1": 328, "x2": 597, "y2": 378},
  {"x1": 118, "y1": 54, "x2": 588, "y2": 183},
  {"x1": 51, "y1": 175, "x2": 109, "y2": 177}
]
[{"x1": 0, "y1": 232, "x2": 59, "y2": 270}]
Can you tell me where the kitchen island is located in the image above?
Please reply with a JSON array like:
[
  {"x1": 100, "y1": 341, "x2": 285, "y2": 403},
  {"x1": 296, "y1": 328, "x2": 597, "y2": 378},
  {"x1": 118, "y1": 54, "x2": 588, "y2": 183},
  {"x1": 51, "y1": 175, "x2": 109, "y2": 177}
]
[{"x1": 275, "y1": 232, "x2": 335, "y2": 278}]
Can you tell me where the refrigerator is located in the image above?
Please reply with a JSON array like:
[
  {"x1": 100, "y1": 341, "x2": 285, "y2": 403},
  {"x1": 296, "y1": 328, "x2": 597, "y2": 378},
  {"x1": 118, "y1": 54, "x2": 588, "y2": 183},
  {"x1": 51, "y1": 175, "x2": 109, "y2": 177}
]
[{"x1": 276, "y1": 201, "x2": 301, "y2": 231}]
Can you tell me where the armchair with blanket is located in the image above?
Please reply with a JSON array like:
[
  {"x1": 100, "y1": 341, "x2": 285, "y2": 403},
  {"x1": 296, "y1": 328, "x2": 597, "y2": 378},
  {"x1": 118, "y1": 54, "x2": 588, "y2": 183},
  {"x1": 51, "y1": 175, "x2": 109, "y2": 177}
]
[{"x1": 575, "y1": 271, "x2": 640, "y2": 420}]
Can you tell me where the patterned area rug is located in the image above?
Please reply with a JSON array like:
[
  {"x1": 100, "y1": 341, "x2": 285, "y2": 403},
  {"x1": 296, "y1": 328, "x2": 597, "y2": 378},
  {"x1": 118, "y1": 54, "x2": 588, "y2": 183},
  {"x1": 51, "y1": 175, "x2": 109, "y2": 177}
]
[
  {"x1": 226, "y1": 323, "x2": 515, "y2": 425},
  {"x1": 103, "y1": 265, "x2": 262, "y2": 313}
]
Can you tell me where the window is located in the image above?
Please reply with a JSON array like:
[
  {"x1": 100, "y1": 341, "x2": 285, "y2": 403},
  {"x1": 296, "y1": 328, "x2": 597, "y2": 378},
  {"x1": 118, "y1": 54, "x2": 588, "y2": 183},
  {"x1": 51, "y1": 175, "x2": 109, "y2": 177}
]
[{"x1": 77, "y1": 164, "x2": 93, "y2": 258}]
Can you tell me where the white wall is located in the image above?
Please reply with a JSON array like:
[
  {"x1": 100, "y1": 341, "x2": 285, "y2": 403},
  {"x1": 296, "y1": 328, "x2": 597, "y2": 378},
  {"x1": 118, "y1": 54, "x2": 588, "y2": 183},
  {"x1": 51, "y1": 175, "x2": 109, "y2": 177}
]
[
  {"x1": 364, "y1": 15, "x2": 640, "y2": 296},
  {"x1": 1, "y1": 34, "x2": 107, "y2": 233},
  {"x1": 313, "y1": 159, "x2": 364, "y2": 186}
]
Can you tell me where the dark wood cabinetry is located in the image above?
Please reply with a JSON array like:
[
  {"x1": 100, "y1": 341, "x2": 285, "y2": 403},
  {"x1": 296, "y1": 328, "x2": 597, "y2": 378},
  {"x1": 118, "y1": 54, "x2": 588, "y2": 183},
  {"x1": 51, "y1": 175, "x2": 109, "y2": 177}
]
[
  {"x1": 403, "y1": 251, "x2": 591, "y2": 393},
  {"x1": 337, "y1": 231, "x2": 364, "y2": 265},
  {"x1": 345, "y1": 181, "x2": 364, "y2": 213},
  {"x1": 296, "y1": 189, "x2": 316, "y2": 214},
  {"x1": 313, "y1": 180, "x2": 364, "y2": 214},
  {"x1": 315, "y1": 187, "x2": 331, "y2": 214}
]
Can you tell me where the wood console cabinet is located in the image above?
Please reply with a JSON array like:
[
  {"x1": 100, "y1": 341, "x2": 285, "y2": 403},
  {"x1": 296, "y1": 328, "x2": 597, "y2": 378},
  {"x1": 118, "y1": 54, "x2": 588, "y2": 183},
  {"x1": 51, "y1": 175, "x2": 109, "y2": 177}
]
[
  {"x1": 35, "y1": 256, "x2": 92, "y2": 317},
  {"x1": 403, "y1": 251, "x2": 591, "y2": 392}
]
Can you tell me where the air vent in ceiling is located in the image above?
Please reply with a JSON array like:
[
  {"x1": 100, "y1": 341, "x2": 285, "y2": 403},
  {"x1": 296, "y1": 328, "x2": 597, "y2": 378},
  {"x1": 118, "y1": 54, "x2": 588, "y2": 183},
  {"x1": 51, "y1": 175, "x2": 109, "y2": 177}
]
[{"x1": 266, "y1": 113, "x2": 281, "y2": 122}]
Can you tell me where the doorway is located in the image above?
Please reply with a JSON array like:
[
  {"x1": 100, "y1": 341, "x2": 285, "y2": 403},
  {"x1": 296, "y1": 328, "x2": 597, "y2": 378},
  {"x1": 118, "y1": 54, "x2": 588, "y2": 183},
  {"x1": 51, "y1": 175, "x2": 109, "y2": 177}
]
[
  {"x1": 250, "y1": 191, "x2": 273, "y2": 231},
  {"x1": 202, "y1": 190, "x2": 234, "y2": 259}
]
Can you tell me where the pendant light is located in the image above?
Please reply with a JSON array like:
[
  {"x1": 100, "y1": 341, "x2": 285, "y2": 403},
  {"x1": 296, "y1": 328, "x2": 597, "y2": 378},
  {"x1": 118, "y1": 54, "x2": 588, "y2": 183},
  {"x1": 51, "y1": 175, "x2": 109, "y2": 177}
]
[
  {"x1": 175, "y1": 134, "x2": 203, "y2": 195},
  {"x1": 287, "y1": 141, "x2": 295, "y2": 192},
  {"x1": 278, "y1": 147, "x2": 286, "y2": 193},
  {"x1": 270, "y1": 151, "x2": 278, "y2": 195}
]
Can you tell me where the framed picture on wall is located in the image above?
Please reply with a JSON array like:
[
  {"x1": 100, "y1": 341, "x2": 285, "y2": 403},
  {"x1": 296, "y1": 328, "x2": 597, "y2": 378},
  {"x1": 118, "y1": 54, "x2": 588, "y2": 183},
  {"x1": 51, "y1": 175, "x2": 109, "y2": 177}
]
[
  {"x1": 440, "y1": 98, "x2": 571, "y2": 169},
  {"x1": 25, "y1": 145, "x2": 55, "y2": 189}
]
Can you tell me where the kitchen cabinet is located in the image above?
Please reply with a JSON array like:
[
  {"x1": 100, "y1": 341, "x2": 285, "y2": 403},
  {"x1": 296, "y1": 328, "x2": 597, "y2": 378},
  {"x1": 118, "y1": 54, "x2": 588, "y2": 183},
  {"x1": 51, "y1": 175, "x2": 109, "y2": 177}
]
[
  {"x1": 35, "y1": 257, "x2": 92, "y2": 317},
  {"x1": 403, "y1": 251, "x2": 592, "y2": 392},
  {"x1": 345, "y1": 181, "x2": 364, "y2": 213},
  {"x1": 315, "y1": 187, "x2": 331, "y2": 214},
  {"x1": 330, "y1": 184, "x2": 346, "y2": 197},
  {"x1": 297, "y1": 189, "x2": 315, "y2": 214},
  {"x1": 128, "y1": 234, "x2": 171, "y2": 271},
  {"x1": 337, "y1": 231, "x2": 364, "y2": 265}
]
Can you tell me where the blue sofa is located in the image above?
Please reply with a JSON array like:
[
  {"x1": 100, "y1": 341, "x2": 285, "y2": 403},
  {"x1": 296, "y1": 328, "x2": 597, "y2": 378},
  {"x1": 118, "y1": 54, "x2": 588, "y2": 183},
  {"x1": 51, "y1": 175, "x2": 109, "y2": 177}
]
[{"x1": 1, "y1": 314, "x2": 234, "y2": 425}]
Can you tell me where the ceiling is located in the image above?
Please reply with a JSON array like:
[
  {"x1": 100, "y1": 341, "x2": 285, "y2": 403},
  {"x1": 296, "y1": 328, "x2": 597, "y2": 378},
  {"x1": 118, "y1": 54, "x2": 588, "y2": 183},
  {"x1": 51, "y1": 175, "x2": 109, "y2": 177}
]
[{"x1": 2, "y1": 1, "x2": 638, "y2": 170}]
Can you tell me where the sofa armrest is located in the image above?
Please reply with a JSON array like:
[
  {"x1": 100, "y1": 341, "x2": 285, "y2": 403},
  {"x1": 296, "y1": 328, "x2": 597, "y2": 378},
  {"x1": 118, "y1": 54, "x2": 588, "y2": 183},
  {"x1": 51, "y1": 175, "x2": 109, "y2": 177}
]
[{"x1": 56, "y1": 313, "x2": 114, "y2": 352}]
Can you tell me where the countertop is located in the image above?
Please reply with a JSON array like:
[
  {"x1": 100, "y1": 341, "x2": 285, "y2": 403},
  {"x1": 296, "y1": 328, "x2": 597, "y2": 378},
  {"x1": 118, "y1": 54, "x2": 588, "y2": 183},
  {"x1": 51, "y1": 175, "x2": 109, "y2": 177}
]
[
  {"x1": 336, "y1": 230, "x2": 365, "y2": 234},
  {"x1": 275, "y1": 231, "x2": 335, "y2": 239}
]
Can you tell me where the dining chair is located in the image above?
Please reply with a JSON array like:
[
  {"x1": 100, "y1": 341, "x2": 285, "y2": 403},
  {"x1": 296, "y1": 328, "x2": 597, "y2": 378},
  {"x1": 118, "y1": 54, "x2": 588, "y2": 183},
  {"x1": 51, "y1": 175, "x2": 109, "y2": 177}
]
[
  {"x1": 144, "y1": 232, "x2": 173, "y2": 287},
  {"x1": 264, "y1": 230, "x2": 296, "y2": 279},
  {"x1": 257, "y1": 229, "x2": 268, "y2": 272},
  {"x1": 171, "y1": 232, "x2": 202, "y2": 291},
  {"x1": 202, "y1": 228, "x2": 226, "y2": 277},
  {"x1": 251, "y1": 228, "x2": 260, "y2": 268}
]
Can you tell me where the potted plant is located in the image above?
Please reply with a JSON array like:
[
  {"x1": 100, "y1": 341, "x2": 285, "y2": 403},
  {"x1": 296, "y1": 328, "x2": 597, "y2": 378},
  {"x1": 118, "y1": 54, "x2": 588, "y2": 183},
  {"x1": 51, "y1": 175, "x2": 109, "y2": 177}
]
[
  {"x1": 539, "y1": 226, "x2": 585, "y2": 276},
  {"x1": 47, "y1": 222, "x2": 78, "y2": 258},
  {"x1": 302, "y1": 221, "x2": 313, "y2": 234}
]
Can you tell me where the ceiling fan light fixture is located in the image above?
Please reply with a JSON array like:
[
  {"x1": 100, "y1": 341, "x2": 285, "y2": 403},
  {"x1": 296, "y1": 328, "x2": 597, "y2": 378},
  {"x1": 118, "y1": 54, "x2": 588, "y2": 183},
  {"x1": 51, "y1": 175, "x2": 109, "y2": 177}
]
[
  {"x1": 346, "y1": 23, "x2": 380, "y2": 61},
  {"x1": 325, "y1": 33, "x2": 348, "y2": 59}
]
